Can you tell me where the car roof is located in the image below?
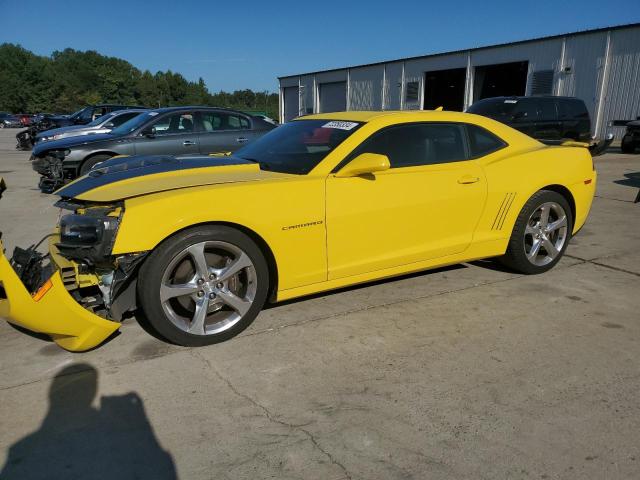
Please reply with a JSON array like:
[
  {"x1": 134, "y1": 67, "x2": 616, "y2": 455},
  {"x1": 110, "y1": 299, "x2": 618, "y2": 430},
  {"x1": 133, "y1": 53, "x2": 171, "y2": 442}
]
[
  {"x1": 299, "y1": 110, "x2": 494, "y2": 123},
  {"x1": 145, "y1": 106, "x2": 247, "y2": 114},
  {"x1": 108, "y1": 108, "x2": 148, "y2": 114}
]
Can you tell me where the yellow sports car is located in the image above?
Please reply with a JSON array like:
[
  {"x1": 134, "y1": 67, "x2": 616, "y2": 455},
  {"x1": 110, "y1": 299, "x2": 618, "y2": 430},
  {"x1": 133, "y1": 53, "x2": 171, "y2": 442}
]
[{"x1": 0, "y1": 110, "x2": 596, "y2": 351}]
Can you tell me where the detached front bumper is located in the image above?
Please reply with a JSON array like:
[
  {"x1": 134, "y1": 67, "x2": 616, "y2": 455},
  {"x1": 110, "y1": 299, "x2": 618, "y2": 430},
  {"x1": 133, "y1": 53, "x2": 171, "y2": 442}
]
[{"x1": 0, "y1": 239, "x2": 120, "y2": 351}]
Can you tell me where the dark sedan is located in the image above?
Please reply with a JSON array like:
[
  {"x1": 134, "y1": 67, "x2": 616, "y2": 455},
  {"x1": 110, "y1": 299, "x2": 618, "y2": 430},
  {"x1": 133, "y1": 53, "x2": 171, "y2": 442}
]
[{"x1": 31, "y1": 106, "x2": 276, "y2": 192}]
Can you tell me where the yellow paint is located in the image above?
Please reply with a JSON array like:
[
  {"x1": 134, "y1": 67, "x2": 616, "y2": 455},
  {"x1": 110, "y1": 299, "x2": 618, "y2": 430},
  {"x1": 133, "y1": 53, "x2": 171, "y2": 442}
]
[
  {"x1": 0, "y1": 240, "x2": 119, "y2": 351},
  {"x1": 1, "y1": 110, "x2": 597, "y2": 348}
]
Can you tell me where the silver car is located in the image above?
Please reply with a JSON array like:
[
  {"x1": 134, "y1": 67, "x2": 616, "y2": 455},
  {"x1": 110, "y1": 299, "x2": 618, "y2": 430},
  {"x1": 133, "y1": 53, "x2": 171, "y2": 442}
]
[{"x1": 36, "y1": 109, "x2": 147, "y2": 142}]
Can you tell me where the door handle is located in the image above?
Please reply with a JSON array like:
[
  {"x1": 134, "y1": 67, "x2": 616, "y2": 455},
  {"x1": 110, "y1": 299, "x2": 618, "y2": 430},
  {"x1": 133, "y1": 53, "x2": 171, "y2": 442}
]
[
  {"x1": 236, "y1": 137, "x2": 248, "y2": 143},
  {"x1": 458, "y1": 175, "x2": 480, "y2": 184},
  {"x1": 183, "y1": 140, "x2": 196, "y2": 146}
]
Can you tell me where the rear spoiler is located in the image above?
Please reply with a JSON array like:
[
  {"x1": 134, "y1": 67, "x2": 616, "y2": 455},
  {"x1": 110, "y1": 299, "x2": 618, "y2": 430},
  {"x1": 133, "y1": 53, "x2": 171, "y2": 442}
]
[{"x1": 543, "y1": 133, "x2": 614, "y2": 157}]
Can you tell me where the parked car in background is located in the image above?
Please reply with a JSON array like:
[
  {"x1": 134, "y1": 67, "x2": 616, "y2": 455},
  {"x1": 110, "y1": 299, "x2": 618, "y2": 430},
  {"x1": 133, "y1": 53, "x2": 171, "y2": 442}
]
[
  {"x1": 15, "y1": 114, "x2": 33, "y2": 126},
  {"x1": 252, "y1": 114, "x2": 278, "y2": 125},
  {"x1": 31, "y1": 106, "x2": 276, "y2": 192},
  {"x1": 46, "y1": 104, "x2": 143, "y2": 129},
  {"x1": 467, "y1": 96, "x2": 591, "y2": 143},
  {"x1": 621, "y1": 120, "x2": 640, "y2": 153},
  {"x1": 36, "y1": 109, "x2": 147, "y2": 143},
  {"x1": 15, "y1": 105, "x2": 142, "y2": 151},
  {"x1": 0, "y1": 113, "x2": 23, "y2": 128}
]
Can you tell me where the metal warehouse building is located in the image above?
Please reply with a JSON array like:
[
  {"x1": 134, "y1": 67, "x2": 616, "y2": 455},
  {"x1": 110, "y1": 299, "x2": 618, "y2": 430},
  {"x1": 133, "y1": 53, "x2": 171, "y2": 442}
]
[{"x1": 278, "y1": 23, "x2": 640, "y2": 139}]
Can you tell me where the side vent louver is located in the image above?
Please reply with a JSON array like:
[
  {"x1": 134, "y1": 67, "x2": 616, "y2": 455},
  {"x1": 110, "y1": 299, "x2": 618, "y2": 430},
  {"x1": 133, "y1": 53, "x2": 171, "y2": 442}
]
[{"x1": 492, "y1": 193, "x2": 516, "y2": 230}]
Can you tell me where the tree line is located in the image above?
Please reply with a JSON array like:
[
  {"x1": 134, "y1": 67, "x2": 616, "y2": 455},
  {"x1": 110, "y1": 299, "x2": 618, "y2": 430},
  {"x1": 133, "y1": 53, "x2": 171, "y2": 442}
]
[{"x1": 0, "y1": 44, "x2": 279, "y2": 119}]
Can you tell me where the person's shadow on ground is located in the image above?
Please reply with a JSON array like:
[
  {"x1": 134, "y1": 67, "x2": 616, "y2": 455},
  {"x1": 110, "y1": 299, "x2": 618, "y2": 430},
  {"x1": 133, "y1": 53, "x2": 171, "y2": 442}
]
[{"x1": 1, "y1": 363, "x2": 177, "y2": 480}]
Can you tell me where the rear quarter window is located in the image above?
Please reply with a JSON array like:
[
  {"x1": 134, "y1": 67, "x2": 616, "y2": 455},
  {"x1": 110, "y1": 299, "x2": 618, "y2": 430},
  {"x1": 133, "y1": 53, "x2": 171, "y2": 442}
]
[{"x1": 466, "y1": 124, "x2": 507, "y2": 157}]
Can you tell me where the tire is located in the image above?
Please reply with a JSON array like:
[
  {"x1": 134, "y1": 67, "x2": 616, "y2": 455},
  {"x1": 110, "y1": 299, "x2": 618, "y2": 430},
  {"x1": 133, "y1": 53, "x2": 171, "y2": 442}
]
[
  {"x1": 500, "y1": 190, "x2": 573, "y2": 274},
  {"x1": 0, "y1": 123, "x2": 5, "y2": 129},
  {"x1": 137, "y1": 225, "x2": 269, "y2": 346},
  {"x1": 79, "y1": 154, "x2": 112, "y2": 176},
  {"x1": 621, "y1": 135, "x2": 636, "y2": 154}
]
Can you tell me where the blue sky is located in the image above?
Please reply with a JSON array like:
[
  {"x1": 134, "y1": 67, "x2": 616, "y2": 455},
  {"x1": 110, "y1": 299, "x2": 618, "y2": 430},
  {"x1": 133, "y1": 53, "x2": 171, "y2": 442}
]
[{"x1": 0, "y1": 0, "x2": 638, "y2": 93}]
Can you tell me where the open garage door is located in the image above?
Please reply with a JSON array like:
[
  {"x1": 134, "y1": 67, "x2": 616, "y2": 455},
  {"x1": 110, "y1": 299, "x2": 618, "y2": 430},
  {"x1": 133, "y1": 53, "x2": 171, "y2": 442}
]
[
  {"x1": 474, "y1": 61, "x2": 528, "y2": 101},
  {"x1": 283, "y1": 86, "x2": 299, "y2": 122},
  {"x1": 319, "y1": 81, "x2": 347, "y2": 113},
  {"x1": 423, "y1": 68, "x2": 466, "y2": 111}
]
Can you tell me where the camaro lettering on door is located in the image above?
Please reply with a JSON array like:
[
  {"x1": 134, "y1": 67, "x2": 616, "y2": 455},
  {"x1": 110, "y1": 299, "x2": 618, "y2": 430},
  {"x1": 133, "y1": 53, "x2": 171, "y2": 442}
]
[{"x1": 282, "y1": 220, "x2": 324, "y2": 231}]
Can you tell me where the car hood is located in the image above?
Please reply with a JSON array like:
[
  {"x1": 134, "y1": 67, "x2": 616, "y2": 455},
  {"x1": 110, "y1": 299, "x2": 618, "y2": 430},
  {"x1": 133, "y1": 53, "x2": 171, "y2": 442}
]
[
  {"x1": 32, "y1": 133, "x2": 116, "y2": 155},
  {"x1": 36, "y1": 125, "x2": 88, "y2": 139},
  {"x1": 55, "y1": 154, "x2": 291, "y2": 202}
]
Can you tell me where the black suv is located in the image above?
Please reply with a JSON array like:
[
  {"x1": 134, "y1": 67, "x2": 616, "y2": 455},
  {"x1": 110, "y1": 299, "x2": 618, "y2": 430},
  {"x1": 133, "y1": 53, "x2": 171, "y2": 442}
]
[
  {"x1": 621, "y1": 120, "x2": 640, "y2": 154},
  {"x1": 31, "y1": 106, "x2": 276, "y2": 192},
  {"x1": 467, "y1": 96, "x2": 591, "y2": 143}
]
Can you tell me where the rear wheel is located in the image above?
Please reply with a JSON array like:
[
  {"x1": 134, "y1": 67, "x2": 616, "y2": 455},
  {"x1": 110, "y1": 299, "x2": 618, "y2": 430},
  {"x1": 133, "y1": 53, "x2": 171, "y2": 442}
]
[
  {"x1": 138, "y1": 225, "x2": 269, "y2": 346},
  {"x1": 621, "y1": 134, "x2": 636, "y2": 154},
  {"x1": 500, "y1": 190, "x2": 573, "y2": 274},
  {"x1": 79, "y1": 154, "x2": 112, "y2": 176}
]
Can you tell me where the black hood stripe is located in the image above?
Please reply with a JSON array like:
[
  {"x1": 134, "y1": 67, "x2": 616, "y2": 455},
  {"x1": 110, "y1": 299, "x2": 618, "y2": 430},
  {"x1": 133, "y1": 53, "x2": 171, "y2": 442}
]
[{"x1": 56, "y1": 155, "x2": 251, "y2": 199}]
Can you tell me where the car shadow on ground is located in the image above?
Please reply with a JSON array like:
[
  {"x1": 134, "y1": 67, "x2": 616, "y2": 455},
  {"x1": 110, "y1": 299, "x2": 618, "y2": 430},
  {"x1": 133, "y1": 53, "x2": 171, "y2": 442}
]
[
  {"x1": 613, "y1": 172, "x2": 640, "y2": 203},
  {"x1": 0, "y1": 363, "x2": 178, "y2": 479}
]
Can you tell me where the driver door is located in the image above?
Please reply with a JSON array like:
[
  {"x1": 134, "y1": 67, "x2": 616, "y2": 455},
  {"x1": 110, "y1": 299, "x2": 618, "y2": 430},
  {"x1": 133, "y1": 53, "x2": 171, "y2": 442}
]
[
  {"x1": 132, "y1": 111, "x2": 199, "y2": 156},
  {"x1": 326, "y1": 122, "x2": 487, "y2": 280}
]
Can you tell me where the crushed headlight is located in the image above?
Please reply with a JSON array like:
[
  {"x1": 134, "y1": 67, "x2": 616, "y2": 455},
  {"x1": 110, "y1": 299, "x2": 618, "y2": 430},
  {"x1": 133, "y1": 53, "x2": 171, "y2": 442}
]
[
  {"x1": 55, "y1": 202, "x2": 124, "y2": 266},
  {"x1": 60, "y1": 214, "x2": 119, "y2": 246}
]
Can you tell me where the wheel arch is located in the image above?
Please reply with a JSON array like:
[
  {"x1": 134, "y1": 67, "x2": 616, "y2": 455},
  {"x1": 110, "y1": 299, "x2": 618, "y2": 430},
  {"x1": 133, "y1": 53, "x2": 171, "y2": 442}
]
[
  {"x1": 78, "y1": 151, "x2": 119, "y2": 174},
  {"x1": 144, "y1": 220, "x2": 279, "y2": 302},
  {"x1": 539, "y1": 184, "x2": 576, "y2": 227}
]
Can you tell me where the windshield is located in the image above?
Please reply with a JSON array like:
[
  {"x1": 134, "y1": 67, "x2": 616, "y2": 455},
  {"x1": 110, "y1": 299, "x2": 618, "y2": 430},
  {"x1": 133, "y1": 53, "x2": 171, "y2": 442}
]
[
  {"x1": 68, "y1": 107, "x2": 88, "y2": 120},
  {"x1": 235, "y1": 119, "x2": 362, "y2": 174},
  {"x1": 110, "y1": 111, "x2": 157, "y2": 136},
  {"x1": 87, "y1": 112, "x2": 115, "y2": 127}
]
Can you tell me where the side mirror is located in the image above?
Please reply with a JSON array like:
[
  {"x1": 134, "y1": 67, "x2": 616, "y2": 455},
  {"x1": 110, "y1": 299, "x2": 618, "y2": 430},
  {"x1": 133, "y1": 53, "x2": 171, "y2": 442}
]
[
  {"x1": 335, "y1": 153, "x2": 390, "y2": 178},
  {"x1": 142, "y1": 127, "x2": 156, "y2": 138},
  {"x1": 104, "y1": 122, "x2": 115, "y2": 129}
]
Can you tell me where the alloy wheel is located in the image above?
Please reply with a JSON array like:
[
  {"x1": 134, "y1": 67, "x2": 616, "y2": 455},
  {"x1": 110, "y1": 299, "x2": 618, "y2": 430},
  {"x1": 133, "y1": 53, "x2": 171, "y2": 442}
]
[
  {"x1": 160, "y1": 241, "x2": 257, "y2": 335},
  {"x1": 523, "y1": 201, "x2": 568, "y2": 266}
]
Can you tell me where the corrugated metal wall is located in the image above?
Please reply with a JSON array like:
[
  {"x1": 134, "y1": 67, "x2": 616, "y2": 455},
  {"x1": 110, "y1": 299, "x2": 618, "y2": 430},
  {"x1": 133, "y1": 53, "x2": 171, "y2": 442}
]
[
  {"x1": 598, "y1": 28, "x2": 640, "y2": 138},
  {"x1": 383, "y1": 62, "x2": 403, "y2": 110},
  {"x1": 279, "y1": 25, "x2": 640, "y2": 139},
  {"x1": 349, "y1": 65, "x2": 384, "y2": 110}
]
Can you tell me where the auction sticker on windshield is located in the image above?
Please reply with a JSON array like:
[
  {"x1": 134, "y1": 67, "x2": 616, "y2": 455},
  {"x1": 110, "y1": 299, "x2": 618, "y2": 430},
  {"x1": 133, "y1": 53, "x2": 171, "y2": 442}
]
[{"x1": 322, "y1": 121, "x2": 359, "y2": 130}]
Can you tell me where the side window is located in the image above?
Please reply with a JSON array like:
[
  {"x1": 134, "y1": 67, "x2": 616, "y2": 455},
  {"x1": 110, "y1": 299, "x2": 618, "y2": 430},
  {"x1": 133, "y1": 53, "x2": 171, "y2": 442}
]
[
  {"x1": 111, "y1": 113, "x2": 137, "y2": 127},
  {"x1": 467, "y1": 124, "x2": 506, "y2": 157},
  {"x1": 538, "y1": 99, "x2": 556, "y2": 120},
  {"x1": 151, "y1": 112, "x2": 194, "y2": 135},
  {"x1": 559, "y1": 99, "x2": 589, "y2": 119},
  {"x1": 511, "y1": 99, "x2": 538, "y2": 122},
  {"x1": 200, "y1": 112, "x2": 223, "y2": 132},
  {"x1": 225, "y1": 114, "x2": 251, "y2": 130},
  {"x1": 353, "y1": 123, "x2": 468, "y2": 168},
  {"x1": 92, "y1": 107, "x2": 108, "y2": 121}
]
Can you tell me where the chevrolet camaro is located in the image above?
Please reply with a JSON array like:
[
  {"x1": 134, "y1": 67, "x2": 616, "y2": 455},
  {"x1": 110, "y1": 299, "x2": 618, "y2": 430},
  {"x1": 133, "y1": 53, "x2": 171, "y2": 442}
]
[{"x1": 0, "y1": 110, "x2": 596, "y2": 351}]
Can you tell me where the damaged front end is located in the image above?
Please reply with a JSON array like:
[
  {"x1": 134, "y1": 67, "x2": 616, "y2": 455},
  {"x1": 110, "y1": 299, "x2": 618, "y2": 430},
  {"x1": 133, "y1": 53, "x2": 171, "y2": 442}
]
[
  {"x1": 31, "y1": 150, "x2": 71, "y2": 194},
  {"x1": 0, "y1": 181, "x2": 147, "y2": 351}
]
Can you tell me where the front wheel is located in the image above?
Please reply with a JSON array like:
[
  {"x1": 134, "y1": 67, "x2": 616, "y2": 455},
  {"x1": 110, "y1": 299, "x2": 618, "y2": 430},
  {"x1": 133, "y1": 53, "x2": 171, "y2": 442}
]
[
  {"x1": 137, "y1": 225, "x2": 269, "y2": 346},
  {"x1": 79, "y1": 154, "x2": 113, "y2": 176},
  {"x1": 500, "y1": 190, "x2": 573, "y2": 274}
]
